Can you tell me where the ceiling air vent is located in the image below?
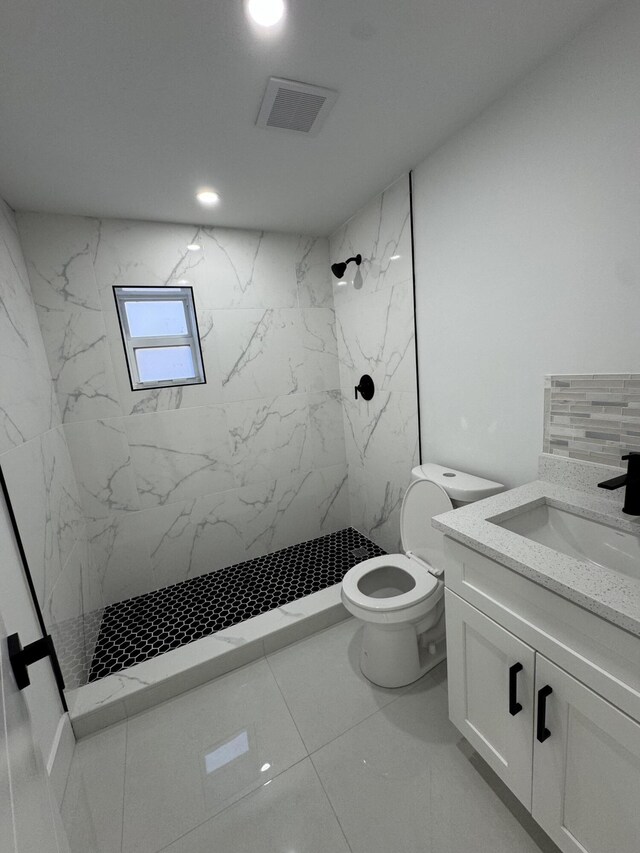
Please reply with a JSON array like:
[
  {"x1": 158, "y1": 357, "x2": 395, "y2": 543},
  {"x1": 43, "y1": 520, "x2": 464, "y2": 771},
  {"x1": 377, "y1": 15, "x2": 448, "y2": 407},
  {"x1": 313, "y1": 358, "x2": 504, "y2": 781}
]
[{"x1": 256, "y1": 77, "x2": 338, "y2": 136}]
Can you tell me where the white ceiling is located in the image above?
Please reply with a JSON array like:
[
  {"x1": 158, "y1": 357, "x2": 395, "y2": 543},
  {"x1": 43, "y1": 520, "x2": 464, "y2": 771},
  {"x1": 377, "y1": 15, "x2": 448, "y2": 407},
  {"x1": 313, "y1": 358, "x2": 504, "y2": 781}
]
[{"x1": 0, "y1": 0, "x2": 612, "y2": 235}]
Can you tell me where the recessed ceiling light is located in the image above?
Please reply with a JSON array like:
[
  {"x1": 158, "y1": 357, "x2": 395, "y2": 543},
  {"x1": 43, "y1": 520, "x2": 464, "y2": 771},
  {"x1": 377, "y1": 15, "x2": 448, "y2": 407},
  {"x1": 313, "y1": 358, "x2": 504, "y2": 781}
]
[
  {"x1": 389, "y1": 254, "x2": 401, "y2": 261},
  {"x1": 187, "y1": 243, "x2": 201, "y2": 252},
  {"x1": 336, "y1": 281, "x2": 347, "y2": 287},
  {"x1": 246, "y1": 0, "x2": 285, "y2": 27},
  {"x1": 196, "y1": 190, "x2": 220, "y2": 206}
]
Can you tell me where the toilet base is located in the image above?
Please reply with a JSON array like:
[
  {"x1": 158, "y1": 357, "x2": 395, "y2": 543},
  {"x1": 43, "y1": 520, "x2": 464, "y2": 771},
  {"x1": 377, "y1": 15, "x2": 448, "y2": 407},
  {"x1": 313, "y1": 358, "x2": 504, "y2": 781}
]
[{"x1": 359, "y1": 622, "x2": 447, "y2": 689}]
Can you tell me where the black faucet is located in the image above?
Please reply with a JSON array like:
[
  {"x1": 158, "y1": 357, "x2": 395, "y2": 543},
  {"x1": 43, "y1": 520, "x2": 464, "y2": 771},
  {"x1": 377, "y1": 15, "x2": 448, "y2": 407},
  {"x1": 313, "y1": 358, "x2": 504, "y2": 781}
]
[{"x1": 597, "y1": 452, "x2": 640, "y2": 515}]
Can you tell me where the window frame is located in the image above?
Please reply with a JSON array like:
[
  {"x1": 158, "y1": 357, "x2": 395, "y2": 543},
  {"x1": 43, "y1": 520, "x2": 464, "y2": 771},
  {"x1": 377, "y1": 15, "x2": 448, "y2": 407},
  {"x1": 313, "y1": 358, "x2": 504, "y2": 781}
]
[{"x1": 113, "y1": 285, "x2": 207, "y2": 391}]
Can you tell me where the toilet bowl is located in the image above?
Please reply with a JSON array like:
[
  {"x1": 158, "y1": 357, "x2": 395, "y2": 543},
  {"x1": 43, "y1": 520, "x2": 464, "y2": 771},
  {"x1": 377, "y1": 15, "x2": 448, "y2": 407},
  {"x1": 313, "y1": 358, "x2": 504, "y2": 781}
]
[{"x1": 341, "y1": 464, "x2": 503, "y2": 688}]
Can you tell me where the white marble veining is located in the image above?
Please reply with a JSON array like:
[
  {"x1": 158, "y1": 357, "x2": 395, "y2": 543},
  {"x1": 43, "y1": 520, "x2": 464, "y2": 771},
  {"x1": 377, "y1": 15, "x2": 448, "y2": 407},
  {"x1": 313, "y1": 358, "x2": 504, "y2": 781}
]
[
  {"x1": 1, "y1": 427, "x2": 83, "y2": 615},
  {"x1": 64, "y1": 419, "x2": 140, "y2": 519},
  {"x1": 92, "y1": 219, "x2": 299, "y2": 308},
  {"x1": 330, "y1": 174, "x2": 419, "y2": 552},
  {"x1": 305, "y1": 391, "x2": 347, "y2": 471},
  {"x1": 192, "y1": 227, "x2": 300, "y2": 310},
  {"x1": 331, "y1": 175, "x2": 412, "y2": 301},
  {"x1": 124, "y1": 405, "x2": 234, "y2": 507},
  {"x1": 226, "y1": 394, "x2": 308, "y2": 487},
  {"x1": 0, "y1": 200, "x2": 60, "y2": 453},
  {"x1": 86, "y1": 462, "x2": 351, "y2": 605},
  {"x1": 16, "y1": 212, "x2": 122, "y2": 423},
  {"x1": 140, "y1": 491, "x2": 250, "y2": 590},
  {"x1": 347, "y1": 464, "x2": 405, "y2": 554},
  {"x1": 342, "y1": 389, "x2": 418, "y2": 481},
  {"x1": 1, "y1": 426, "x2": 105, "y2": 684},
  {"x1": 216, "y1": 307, "x2": 306, "y2": 402},
  {"x1": 310, "y1": 464, "x2": 350, "y2": 535},
  {"x1": 295, "y1": 235, "x2": 334, "y2": 308},
  {"x1": 1, "y1": 202, "x2": 105, "y2": 687},
  {"x1": 87, "y1": 512, "x2": 155, "y2": 605},
  {"x1": 340, "y1": 387, "x2": 418, "y2": 552},
  {"x1": 433, "y1": 479, "x2": 640, "y2": 635},
  {"x1": 300, "y1": 306, "x2": 340, "y2": 392},
  {"x1": 336, "y1": 278, "x2": 416, "y2": 394},
  {"x1": 47, "y1": 533, "x2": 105, "y2": 689},
  {"x1": 18, "y1": 211, "x2": 348, "y2": 605}
]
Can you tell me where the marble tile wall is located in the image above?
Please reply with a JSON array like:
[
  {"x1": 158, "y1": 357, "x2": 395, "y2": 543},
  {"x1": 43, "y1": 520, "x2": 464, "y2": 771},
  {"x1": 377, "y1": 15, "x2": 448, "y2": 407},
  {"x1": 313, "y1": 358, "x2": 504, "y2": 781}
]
[
  {"x1": 17, "y1": 213, "x2": 348, "y2": 606},
  {"x1": 0, "y1": 197, "x2": 103, "y2": 688},
  {"x1": 544, "y1": 374, "x2": 640, "y2": 467},
  {"x1": 329, "y1": 175, "x2": 420, "y2": 552}
]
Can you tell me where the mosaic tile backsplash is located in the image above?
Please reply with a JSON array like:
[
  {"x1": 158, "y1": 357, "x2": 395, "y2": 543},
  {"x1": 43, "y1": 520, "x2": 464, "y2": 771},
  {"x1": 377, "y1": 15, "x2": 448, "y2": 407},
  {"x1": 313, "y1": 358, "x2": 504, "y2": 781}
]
[{"x1": 544, "y1": 374, "x2": 640, "y2": 467}]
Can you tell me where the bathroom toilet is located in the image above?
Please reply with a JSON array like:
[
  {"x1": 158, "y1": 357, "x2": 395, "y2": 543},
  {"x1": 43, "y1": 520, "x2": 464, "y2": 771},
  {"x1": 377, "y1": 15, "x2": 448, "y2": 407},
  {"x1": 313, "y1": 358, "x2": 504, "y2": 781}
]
[{"x1": 341, "y1": 464, "x2": 503, "y2": 688}]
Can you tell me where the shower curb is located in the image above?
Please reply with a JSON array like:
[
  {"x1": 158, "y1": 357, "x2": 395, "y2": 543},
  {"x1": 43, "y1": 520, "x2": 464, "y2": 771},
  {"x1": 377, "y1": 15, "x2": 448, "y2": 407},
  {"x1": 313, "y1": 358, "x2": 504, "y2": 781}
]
[{"x1": 66, "y1": 584, "x2": 349, "y2": 738}]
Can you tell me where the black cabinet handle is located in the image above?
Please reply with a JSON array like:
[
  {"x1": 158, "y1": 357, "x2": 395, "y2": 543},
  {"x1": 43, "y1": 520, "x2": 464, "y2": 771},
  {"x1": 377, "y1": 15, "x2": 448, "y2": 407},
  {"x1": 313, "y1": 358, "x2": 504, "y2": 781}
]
[
  {"x1": 509, "y1": 662, "x2": 523, "y2": 716},
  {"x1": 536, "y1": 685, "x2": 553, "y2": 742}
]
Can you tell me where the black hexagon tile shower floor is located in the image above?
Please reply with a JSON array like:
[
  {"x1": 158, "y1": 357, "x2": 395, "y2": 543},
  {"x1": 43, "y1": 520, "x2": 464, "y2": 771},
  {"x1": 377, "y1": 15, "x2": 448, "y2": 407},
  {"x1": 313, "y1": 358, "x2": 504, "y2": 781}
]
[{"x1": 88, "y1": 527, "x2": 385, "y2": 682}]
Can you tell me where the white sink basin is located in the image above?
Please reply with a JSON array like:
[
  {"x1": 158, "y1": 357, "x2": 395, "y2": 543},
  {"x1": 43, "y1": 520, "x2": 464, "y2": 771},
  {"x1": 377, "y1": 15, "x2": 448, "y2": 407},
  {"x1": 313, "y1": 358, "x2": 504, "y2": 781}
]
[{"x1": 493, "y1": 502, "x2": 640, "y2": 580}]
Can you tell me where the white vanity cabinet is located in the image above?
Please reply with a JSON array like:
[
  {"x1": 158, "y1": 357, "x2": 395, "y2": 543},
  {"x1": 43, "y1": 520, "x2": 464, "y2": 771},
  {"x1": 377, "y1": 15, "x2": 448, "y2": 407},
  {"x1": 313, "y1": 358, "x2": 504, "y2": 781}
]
[
  {"x1": 445, "y1": 591, "x2": 535, "y2": 806},
  {"x1": 532, "y1": 655, "x2": 640, "y2": 853},
  {"x1": 444, "y1": 538, "x2": 640, "y2": 853}
]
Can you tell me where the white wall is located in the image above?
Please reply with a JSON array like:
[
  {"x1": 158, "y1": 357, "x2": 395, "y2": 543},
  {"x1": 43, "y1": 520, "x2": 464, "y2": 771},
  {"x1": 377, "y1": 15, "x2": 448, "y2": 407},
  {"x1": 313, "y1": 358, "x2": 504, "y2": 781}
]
[{"x1": 412, "y1": 0, "x2": 640, "y2": 487}]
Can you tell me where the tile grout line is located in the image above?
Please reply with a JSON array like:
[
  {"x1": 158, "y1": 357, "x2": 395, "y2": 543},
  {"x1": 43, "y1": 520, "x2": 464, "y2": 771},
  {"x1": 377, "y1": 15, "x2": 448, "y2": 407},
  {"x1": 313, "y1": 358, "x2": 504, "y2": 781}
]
[
  {"x1": 264, "y1": 653, "x2": 309, "y2": 754},
  {"x1": 264, "y1": 629, "x2": 445, "y2": 762},
  {"x1": 302, "y1": 669, "x2": 444, "y2": 759},
  {"x1": 149, "y1": 755, "x2": 313, "y2": 853},
  {"x1": 308, "y1": 755, "x2": 354, "y2": 853},
  {"x1": 122, "y1": 658, "x2": 313, "y2": 853}
]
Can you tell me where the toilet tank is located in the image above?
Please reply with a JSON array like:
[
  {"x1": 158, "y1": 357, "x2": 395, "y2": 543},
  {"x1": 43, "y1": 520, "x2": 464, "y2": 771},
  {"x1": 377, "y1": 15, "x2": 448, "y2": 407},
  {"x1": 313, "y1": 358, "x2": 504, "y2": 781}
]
[{"x1": 411, "y1": 463, "x2": 503, "y2": 507}]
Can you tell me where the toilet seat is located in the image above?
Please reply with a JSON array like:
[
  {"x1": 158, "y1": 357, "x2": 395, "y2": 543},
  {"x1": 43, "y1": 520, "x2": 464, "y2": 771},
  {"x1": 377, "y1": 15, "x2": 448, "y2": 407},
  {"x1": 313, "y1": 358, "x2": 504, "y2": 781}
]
[
  {"x1": 341, "y1": 478, "x2": 453, "y2": 617},
  {"x1": 341, "y1": 554, "x2": 439, "y2": 613}
]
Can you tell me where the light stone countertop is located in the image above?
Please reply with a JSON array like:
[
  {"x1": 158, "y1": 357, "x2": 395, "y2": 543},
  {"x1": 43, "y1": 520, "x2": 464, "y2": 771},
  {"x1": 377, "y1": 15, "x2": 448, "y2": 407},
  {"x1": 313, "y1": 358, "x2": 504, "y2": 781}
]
[{"x1": 432, "y1": 480, "x2": 640, "y2": 637}]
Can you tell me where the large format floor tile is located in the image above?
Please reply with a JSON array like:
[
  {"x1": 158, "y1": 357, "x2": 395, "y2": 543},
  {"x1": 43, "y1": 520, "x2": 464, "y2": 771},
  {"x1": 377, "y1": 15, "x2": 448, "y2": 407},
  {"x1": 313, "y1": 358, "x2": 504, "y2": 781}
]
[
  {"x1": 61, "y1": 619, "x2": 554, "y2": 853},
  {"x1": 161, "y1": 758, "x2": 351, "y2": 853},
  {"x1": 311, "y1": 670, "x2": 555, "y2": 853},
  {"x1": 266, "y1": 617, "x2": 400, "y2": 752},
  {"x1": 122, "y1": 659, "x2": 306, "y2": 853}
]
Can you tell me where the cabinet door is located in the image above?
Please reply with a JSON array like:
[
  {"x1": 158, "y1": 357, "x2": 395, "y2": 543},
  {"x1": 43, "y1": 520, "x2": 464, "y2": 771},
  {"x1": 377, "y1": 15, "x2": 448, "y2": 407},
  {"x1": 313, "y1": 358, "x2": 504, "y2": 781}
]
[
  {"x1": 445, "y1": 589, "x2": 536, "y2": 806},
  {"x1": 533, "y1": 656, "x2": 640, "y2": 853}
]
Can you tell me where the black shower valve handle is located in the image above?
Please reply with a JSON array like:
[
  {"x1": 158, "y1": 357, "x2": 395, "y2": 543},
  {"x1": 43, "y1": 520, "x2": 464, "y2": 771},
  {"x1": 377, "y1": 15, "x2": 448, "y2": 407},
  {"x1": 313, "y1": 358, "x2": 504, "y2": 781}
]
[{"x1": 354, "y1": 374, "x2": 375, "y2": 401}]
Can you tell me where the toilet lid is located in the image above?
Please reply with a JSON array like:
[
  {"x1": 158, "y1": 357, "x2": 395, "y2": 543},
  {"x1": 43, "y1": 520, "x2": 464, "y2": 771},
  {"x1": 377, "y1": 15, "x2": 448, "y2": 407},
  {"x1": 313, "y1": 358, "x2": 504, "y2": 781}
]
[{"x1": 400, "y1": 479, "x2": 453, "y2": 571}]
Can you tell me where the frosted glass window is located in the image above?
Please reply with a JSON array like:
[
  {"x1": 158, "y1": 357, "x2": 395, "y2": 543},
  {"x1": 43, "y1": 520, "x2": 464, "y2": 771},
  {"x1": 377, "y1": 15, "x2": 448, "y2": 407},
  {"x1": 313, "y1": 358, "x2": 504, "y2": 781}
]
[
  {"x1": 135, "y1": 346, "x2": 195, "y2": 383},
  {"x1": 114, "y1": 286, "x2": 205, "y2": 390},
  {"x1": 125, "y1": 300, "x2": 188, "y2": 337}
]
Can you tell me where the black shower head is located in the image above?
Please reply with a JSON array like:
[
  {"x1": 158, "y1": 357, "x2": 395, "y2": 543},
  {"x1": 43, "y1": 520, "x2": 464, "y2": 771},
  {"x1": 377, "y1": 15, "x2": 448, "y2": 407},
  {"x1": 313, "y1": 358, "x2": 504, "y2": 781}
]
[{"x1": 330, "y1": 254, "x2": 362, "y2": 279}]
